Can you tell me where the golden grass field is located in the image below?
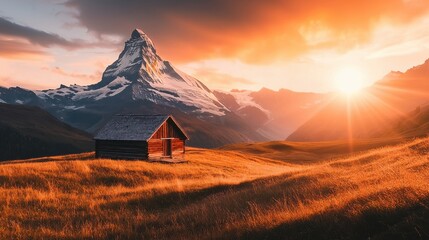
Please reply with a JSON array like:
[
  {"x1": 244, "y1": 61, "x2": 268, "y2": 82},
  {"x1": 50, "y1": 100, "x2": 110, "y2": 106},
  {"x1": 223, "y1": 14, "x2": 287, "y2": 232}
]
[
  {"x1": 220, "y1": 137, "x2": 406, "y2": 164},
  {"x1": 1, "y1": 137, "x2": 429, "y2": 239}
]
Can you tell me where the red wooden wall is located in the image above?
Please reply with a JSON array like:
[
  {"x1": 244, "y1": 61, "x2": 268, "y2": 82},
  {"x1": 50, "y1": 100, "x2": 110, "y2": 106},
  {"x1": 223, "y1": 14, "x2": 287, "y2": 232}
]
[
  {"x1": 150, "y1": 118, "x2": 187, "y2": 140},
  {"x1": 148, "y1": 139, "x2": 184, "y2": 156},
  {"x1": 148, "y1": 118, "x2": 186, "y2": 157}
]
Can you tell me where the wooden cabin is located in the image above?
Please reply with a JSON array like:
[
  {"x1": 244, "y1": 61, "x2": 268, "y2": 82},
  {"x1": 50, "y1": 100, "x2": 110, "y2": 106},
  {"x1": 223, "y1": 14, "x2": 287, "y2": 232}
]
[{"x1": 94, "y1": 115, "x2": 188, "y2": 160}]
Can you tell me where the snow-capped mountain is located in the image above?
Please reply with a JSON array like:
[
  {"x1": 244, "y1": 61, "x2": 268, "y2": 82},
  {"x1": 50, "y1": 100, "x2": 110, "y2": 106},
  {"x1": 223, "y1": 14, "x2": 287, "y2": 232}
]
[{"x1": 35, "y1": 29, "x2": 227, "y2": 116}]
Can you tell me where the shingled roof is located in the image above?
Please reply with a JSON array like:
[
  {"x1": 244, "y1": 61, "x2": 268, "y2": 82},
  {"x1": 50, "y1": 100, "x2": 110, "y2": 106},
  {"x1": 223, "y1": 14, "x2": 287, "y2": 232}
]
[{"x1": 94, "y1": 115, "x2": 186, "y2": 141}]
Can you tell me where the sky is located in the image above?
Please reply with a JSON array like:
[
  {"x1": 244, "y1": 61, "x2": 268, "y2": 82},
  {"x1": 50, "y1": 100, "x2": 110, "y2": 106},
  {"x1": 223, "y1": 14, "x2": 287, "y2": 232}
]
[{"x1": 1, "y1": 0, "x2": 429, "y2": 92}]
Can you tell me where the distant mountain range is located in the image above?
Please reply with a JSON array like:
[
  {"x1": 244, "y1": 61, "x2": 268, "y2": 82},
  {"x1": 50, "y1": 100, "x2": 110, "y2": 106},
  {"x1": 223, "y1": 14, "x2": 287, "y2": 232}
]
[
  {"x1": 0, "y1": 29, "x2": 428, "y2": 147},
  {"x1": 214, "y1": 88, "x2": 329, "y2": 139},
  {"x1": 0, "y1": 103, "x2": 92, "y2": 161}
]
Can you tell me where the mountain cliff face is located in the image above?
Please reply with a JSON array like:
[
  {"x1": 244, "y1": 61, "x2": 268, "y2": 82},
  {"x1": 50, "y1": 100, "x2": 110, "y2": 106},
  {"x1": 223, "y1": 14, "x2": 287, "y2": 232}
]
[{"x1": 0, "y1": 29, "x2": 265, "y2": 147}]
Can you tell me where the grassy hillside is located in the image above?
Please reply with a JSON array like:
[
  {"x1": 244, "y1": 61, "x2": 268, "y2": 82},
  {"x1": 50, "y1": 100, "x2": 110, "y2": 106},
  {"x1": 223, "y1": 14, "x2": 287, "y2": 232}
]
[
  {"x1": 384, "y1": 104, "x2": 429, "y2": 139},
  {"x1": 220, "y1": 137, "x2": 405, "y2": 164},
  {"x1": 1, "y1": 138, "x2": 429, "y2": 239},
  {"x1": 0, "y1": 103, "x2": 93, "y2": 161}
]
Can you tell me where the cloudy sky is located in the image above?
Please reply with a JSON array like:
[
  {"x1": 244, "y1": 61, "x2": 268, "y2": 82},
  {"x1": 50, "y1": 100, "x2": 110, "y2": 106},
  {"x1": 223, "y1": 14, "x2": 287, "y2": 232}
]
[{"x1": 1, "y1": 0, "x2": 429, "y2": 92}]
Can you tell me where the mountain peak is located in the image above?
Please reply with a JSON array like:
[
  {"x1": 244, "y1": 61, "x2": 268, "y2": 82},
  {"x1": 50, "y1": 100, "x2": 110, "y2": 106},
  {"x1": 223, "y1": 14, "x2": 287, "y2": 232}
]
[
  {"x1": 129, "y1": 28, "x2": 155, "y2": 50},
  {"x1": 131, "y1": 28, "x2": 147, "y2": 39}
]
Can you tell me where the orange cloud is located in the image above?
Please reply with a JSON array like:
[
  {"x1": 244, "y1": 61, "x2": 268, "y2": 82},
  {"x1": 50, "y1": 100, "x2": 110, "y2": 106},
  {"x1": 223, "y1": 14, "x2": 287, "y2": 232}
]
[
  {"x1": 0, "y1": 37, "x2": 47, "y2": 60},
  {"x1": 42, "y1": 66, "x2": 102, "y2": 83},
  {"x1": 187, "y1": 66, "x2": 256, "y2": 90},
  {"x1": 0, "y1": 76, "x2": 47, "y2": 89}
]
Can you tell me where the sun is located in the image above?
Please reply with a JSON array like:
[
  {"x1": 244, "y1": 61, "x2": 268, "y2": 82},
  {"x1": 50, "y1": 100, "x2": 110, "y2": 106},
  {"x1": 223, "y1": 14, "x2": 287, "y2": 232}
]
[{"x1": 334, "y1": 66, "x2": 365, "y2": 95}]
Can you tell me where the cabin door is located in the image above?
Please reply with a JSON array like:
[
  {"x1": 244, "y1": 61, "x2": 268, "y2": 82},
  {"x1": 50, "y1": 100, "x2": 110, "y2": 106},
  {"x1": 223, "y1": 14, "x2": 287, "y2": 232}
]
[{"x1": 162, "y1": 139, "x2": 172, "y2": 157}]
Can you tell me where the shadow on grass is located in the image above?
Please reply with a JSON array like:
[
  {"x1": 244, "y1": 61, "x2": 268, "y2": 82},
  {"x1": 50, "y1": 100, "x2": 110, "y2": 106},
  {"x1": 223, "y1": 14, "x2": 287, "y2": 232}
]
[
  {"x1": 0, "y1": 152, "x2": 95, "y2": 165},
  {"x1": 240, "y1": 190, "x2": 429, "y2": 240}
]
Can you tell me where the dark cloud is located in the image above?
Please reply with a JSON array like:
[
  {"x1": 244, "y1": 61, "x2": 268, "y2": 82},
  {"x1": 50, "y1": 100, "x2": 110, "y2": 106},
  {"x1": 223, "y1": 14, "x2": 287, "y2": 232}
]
[
  {"x1": 65, "y1": 0, "x2": 271, "y2": 36},
  {"x1": 0, "y1": 16, "x2": 84, "y2": 48},
  {"x1": 0, "y1": 16, "x2": 119, "y2": 51}
]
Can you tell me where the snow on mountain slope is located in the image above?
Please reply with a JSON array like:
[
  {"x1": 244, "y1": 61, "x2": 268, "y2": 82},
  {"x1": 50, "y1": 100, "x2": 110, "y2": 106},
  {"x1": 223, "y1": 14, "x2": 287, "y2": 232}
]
[
  {"x1": 36, "y1": 77, "x2": 131, "y2": 102},
  {"x1": 147, "y1": 68, "x2": 225, "y2": 115},
  {"x1": 225, "y1": 90, "x2": 270, "y2": 116},
  {"x1": 77, "y1": 77, "x2": 131, "y2": 101}
]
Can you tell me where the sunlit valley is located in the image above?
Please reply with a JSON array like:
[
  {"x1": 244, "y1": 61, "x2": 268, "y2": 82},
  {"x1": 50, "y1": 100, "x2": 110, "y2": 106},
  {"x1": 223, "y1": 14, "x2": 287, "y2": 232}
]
[{"x1": 1, "y1": 1, "x2": 429, "y2": 239}]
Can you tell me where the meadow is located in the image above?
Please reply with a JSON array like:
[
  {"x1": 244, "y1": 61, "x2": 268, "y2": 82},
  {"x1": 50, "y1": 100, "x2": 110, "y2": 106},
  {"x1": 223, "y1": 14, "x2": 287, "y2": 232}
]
[{"x1": 1, "y1": 137, "x2": 429, "y2": 239}]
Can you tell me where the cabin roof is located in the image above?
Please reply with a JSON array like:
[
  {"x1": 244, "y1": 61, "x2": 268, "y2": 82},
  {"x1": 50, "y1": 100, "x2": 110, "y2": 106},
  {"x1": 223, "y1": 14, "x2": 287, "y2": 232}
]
[{"x1": 94, "y1": 114, "x2": 188, "y2": 141}]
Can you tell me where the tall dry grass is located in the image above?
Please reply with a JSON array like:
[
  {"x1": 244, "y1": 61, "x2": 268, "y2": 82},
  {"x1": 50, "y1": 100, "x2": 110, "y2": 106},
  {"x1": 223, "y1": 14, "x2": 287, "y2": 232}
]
[{"x1": 1, "y1": 138, "x2": 429, "y2": 239}]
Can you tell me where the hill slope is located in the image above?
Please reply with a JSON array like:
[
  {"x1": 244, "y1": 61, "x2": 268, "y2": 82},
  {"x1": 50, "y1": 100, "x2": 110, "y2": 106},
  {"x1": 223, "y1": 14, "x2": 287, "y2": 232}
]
[
  {"x1": 0, "y1": 103, "x2": 93, "y2": 160},
  {"x1": 383, "y1": 104, "x2": 429, "y2": 138},
  {"x1": 220, "y1": 137, "x2": 404, "y2": 164},
  {"x1": 1, "y1": 137, "x2": 429, "y2": 239}
]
